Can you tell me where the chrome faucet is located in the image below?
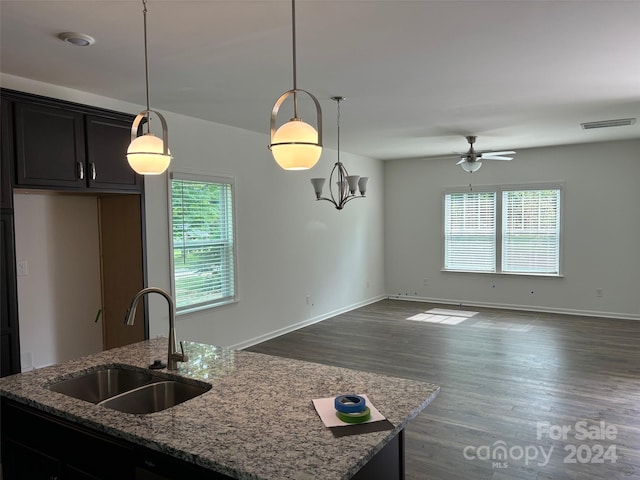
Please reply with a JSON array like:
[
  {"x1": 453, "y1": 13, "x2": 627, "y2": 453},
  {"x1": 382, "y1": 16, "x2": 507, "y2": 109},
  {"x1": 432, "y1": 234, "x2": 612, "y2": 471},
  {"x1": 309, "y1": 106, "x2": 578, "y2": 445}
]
[{"x1": 124, "y1": 287, "x2": 188, "y2": 370}]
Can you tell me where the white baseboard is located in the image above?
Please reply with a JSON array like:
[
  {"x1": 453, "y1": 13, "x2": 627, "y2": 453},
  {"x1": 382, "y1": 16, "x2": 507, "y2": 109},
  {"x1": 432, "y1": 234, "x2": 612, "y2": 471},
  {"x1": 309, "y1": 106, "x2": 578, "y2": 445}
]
[
  {"x1": 230, "y1": 294, "x2": 387, "y2": 350},
  {"x1": 387, "y1": 295, "x2": 640, "y2": 321},
  {"x1": 231, "y1": 293, "x2": 638, "y2": 351}
]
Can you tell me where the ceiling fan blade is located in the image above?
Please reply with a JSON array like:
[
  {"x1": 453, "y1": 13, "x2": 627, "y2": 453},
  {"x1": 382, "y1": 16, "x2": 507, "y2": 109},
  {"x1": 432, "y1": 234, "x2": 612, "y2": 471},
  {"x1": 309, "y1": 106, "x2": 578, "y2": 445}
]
[
  {"x1": 456, "y1": 158, "x2": 467, "y2": 165},
  {"x1": 483, "y1": 150, "x2": 515, "y2": 156},
  {"x1": 482, "y1": 156, "x2": 513, "y2": 161}
]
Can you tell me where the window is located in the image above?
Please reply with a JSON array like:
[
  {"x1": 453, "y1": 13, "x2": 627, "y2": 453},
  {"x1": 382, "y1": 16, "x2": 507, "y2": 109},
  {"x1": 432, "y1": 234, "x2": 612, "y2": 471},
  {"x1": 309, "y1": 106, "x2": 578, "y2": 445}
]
[
  {"x1": 170, "y1": 172, "x2": 237, "y2": 313},
  {"x1": 443, "y1": 185, "x2": 562, "y2": 276}
]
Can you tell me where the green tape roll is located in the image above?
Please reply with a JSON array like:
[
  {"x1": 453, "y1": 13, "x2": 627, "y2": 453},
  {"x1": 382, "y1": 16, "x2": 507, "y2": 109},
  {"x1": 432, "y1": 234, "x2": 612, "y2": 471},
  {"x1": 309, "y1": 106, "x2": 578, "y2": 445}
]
[{"x1": 336, "y1": 406, "x2": 371, "y2": 424}]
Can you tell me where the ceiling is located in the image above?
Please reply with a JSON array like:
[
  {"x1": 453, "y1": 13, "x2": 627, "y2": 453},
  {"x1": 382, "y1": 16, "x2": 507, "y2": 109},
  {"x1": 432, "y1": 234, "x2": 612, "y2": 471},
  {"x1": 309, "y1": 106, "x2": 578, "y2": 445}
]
[{"x1": 1, "y1": 0, "x2": 639, "y2": 161}]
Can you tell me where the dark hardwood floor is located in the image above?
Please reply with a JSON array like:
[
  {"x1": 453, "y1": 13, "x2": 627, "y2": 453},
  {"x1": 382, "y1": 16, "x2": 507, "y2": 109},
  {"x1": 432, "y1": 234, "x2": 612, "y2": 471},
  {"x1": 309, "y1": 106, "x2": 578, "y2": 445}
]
[{"x1": 247, "y1": 299, "x2": 640, "y2": 480}]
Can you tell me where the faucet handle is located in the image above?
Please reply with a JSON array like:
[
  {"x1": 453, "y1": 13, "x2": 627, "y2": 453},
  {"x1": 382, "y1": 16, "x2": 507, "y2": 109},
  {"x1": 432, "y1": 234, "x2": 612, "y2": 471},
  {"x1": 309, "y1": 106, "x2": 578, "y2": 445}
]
[{"x1": 179, "y1": 341, "x2": 189, "y2": 362}]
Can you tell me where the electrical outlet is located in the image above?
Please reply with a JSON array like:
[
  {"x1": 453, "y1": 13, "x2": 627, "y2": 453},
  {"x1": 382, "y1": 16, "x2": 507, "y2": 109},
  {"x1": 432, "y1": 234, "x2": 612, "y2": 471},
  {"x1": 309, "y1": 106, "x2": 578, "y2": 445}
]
[
  {"x1": 306, "y1": 295, "x2": 311, "y2": 305},
  {"x1": 596, "y1": 288, "x2": 604, "y2": 298},
  {"x1": 17, "y1": 260, "x2": 29, "y2": 276},
  {"x1": 423, "y1": 279, "x2": 428, "y2": 286}
]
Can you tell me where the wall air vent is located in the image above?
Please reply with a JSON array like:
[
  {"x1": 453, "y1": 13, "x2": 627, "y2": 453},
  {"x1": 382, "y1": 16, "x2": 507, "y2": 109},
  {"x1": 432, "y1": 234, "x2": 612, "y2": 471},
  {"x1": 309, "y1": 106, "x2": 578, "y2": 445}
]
[{"x1": 580, "y1": 118, "x2": 636, "y2": 130}]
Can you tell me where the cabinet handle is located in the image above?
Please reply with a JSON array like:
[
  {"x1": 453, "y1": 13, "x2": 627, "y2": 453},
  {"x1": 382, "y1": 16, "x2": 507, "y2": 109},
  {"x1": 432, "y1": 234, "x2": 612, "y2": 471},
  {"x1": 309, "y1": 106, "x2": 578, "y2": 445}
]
[
  {"x1": 90, "y1": 162, "x2": 97, "y2": 180},
  {"x1": 77, "y1": 161, "x2": 84, "y2": 180}
]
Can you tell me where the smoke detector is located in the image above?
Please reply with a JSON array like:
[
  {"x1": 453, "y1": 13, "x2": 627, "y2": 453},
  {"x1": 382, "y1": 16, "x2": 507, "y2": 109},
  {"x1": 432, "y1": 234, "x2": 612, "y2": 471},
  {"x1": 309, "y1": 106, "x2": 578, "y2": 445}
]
[{"x1": 58, "y1": 32, "x2": 95, "y2": 47}]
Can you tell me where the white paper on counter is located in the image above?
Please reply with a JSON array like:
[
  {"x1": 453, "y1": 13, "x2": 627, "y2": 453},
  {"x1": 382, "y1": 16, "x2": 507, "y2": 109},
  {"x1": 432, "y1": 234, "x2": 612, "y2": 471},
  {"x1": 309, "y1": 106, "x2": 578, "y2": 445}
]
[{"x1": 312, "y1": 394, "x2": 386, "y2": 428}]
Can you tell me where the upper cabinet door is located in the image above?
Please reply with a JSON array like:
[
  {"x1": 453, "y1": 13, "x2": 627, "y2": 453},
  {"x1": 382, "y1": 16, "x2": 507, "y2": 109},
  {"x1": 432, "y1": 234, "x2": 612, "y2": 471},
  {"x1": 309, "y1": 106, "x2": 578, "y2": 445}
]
[
  {"x1": 85, "y1": 115, "x2": 142, "y2": 191},
  {"x1": 14, "y1": 102, "x2": 86, "y2": 189},
  {"x1": 1, "y1": 98, "x2": 13, "y2": 209}
]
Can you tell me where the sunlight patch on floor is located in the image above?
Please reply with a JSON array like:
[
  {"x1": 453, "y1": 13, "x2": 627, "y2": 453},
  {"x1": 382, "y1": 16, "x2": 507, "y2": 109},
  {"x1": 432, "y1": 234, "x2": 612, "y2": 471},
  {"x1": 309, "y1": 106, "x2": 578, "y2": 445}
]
[{"x1": 406, "y1": 308, "x2": 478, "y2": 325}]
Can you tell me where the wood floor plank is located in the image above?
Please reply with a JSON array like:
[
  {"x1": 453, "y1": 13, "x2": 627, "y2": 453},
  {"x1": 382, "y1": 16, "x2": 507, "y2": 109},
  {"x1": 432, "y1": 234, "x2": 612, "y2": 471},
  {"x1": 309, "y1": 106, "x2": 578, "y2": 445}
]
[{"x1": 247, "y1": 300, "x2": 640, "y2": 479}]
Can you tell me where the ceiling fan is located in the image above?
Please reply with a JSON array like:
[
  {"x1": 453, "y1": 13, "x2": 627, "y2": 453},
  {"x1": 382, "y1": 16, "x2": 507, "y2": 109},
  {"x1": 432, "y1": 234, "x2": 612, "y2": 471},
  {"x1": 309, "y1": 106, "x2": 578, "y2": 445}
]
[{"x1": 456, "y1": 136, "x2": 515, "y2": 172}]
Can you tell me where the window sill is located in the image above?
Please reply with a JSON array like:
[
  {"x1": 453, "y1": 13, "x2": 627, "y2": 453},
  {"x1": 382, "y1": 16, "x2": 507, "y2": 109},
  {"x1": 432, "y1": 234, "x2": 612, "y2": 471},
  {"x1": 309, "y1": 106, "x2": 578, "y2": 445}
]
[
  {"x1": 176, "y1": 298, "x2": 238, "y2": 317},
  {"x1": 441, "y1": 269, "x2": 564, "y2": 278}
]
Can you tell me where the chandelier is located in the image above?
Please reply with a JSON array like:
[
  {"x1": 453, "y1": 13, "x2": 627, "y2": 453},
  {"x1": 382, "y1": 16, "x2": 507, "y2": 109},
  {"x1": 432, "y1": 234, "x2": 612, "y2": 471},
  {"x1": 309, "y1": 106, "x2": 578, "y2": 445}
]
[{"x1": 310, "y1": 97, "x2": 368, "y2": 210}]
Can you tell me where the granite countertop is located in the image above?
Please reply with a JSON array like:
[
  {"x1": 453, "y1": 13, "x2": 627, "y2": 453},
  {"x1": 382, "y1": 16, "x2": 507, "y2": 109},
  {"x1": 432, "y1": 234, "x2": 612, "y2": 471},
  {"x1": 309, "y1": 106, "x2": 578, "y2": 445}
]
[{"x1": 0, "y1": 338, "x2": 439, "y2": 480}]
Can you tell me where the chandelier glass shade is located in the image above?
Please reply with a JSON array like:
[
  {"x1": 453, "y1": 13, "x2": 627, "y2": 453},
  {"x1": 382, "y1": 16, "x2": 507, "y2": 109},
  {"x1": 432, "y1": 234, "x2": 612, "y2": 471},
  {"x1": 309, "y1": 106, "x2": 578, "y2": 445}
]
[
  {"x1": 127, "y1": 0, "x2": 172, "y2": 175},
  {"x1": 268, "y1": 0, "x2": 322, "y2": 170},
  {"x1": 310, "y1": 97, "x2": 368, "y2": 210}
]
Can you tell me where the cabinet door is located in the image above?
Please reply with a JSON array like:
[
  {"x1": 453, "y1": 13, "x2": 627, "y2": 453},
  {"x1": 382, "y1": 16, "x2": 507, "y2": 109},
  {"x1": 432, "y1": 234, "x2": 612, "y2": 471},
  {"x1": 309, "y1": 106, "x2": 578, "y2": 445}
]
[
  {"x1": 2, "y1": 439, "x2": 61, "y2": 480},
  {"x1": 86, "y1": 115, "x2": 142, "y2": 192},
  {"x1": 1, "y1": 97, "x2": 13, "y2": 208},
  {"x1": 14, "y1": 102, "x2": 86, "y2": 188},
  {"x1": 1, "y1": 213, "x2": 20, "y2": 377}
]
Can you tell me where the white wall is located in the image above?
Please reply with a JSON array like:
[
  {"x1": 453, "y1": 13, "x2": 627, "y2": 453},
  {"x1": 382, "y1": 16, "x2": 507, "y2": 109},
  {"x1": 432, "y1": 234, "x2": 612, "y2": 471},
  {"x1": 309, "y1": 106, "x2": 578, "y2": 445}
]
[
  {"x1": 385, "y1": 139, "x2": 640, "y2": 320},
  {"x1": 13, "y1": 193, "x2": 103, "y2": 369},
  {"x1": 2, "y1": 74, "x2": 385, "y2": 350}
]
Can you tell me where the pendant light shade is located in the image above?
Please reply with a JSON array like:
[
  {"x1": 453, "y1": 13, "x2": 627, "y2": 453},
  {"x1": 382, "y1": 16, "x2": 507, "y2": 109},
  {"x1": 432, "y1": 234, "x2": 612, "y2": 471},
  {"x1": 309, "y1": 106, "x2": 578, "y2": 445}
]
[
  {"x1": 127, "y1": 108, "x2": 172, "y2": 175},
  {"x1": 268, "y1": 0, "x2": 322, "y2": 170},
  {"x1": 127, "y1": 0, "x2": 172, "y2": 176},
  {"x1": 271, "y1": 114, "x2": 322, "y2": 170},
  {"x1": 127, "y1": 133, "x2": 172, "y2": 175}
]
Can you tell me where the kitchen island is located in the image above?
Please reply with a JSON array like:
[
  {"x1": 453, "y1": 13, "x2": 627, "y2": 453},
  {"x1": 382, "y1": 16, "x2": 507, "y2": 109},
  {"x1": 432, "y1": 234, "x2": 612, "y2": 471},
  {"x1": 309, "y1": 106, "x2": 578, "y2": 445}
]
[{"x1": 0, "y1": 338, "x2": 439, "y2": 479}]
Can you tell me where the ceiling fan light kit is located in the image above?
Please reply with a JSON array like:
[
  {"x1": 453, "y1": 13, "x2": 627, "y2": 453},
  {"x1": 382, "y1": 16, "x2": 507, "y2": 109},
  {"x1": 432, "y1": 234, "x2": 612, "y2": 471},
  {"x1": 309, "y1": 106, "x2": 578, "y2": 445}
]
[{"x1": 456, "y1": 135, "x2": 515, "y2": 173}]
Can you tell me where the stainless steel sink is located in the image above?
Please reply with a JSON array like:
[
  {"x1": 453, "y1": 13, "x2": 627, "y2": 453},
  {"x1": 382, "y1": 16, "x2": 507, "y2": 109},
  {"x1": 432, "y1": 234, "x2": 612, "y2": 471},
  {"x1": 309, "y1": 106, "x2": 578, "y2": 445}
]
[
  {"x1": 49, "y1": 366, "x2": 162, "y2": 403},
  {"x1": 98, "y1": 381, "x2": 211, "y2": 414}
]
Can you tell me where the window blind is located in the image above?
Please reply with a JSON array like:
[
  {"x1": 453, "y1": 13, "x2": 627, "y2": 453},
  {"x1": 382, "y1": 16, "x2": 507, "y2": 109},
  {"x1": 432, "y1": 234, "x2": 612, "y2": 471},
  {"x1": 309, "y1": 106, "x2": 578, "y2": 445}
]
[
  {"x1": 444, "y1": 192, "x2": 496, "y2": 272},
  {"x1": 171, "y1": 176, "x2": 236, "y2": 312},
  {"x1": 502, "y1": 189, "x2": 560, "y2": 274}
]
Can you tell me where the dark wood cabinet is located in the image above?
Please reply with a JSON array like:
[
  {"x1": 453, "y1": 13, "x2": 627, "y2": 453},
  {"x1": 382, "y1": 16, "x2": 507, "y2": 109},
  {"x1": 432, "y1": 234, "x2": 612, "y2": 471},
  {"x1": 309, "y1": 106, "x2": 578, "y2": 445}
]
[
  {"x1": 1, "y1": 399, "x2": 230, "y2": 480},
  {"x1": 14, "y1": 101, "x2": 86, "y2": 189},
  {"x1": 85, "y1": 115, "x2": 141, "y2": 191},
  {"x1": 2, "y1": 399, "x2": 135, "y2": 480},
  {"x1": 1, "y1": 98, "x2": 13, "y2": 209},
  {"x1": 0, "y1": 89, "x2": 147, "y2": 377},
  {"x1": 3, "y1": 89, "x2": 142, "y2": 193},
  {"x1": 0, "y1": 213, "x2": 20, "y2": 377}
]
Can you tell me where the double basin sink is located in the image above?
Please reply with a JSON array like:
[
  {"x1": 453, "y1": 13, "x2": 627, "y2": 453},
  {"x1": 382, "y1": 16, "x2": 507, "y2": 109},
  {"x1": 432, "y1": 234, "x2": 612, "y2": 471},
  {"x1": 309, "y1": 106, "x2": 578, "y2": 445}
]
[{"x1": 49, "y1": 365, "x2": 211, "y2": 414}]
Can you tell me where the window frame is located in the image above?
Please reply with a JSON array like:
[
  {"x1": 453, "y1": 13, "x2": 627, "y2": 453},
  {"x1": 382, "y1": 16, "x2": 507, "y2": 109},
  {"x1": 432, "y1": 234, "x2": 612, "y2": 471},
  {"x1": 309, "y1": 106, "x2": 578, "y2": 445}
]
[
  {"x1": 168, "y1": 170, "x2": 238, "y2": 315},
  {"x1": 442, "y1": 182, "x2": 564, "y2": 277}
]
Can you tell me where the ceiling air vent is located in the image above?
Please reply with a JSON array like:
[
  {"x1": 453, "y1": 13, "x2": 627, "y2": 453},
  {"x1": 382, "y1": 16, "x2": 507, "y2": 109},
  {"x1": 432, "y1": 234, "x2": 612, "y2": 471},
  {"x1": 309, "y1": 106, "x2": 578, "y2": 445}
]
[{"x1": 580, "y1": 118, "x2": 636, "y2": 130}]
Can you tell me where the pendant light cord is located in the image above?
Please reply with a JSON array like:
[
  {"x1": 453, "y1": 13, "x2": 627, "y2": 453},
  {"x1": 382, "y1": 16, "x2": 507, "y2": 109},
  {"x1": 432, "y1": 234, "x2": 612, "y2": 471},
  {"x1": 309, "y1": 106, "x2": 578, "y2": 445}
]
[
  {"x1": 336, "y1": 98, "x2": 341, "y2": 164},
  {"x1": 291, "y1": 0, "x2": 299, "y2": 119},
  {"x1": 142, "y1": 0, "x2": 151, "y2": 131}
]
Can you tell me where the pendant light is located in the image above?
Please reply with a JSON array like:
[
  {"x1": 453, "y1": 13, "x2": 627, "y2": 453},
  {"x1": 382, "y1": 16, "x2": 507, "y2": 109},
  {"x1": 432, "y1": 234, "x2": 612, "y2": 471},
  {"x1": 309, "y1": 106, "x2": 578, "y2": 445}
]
[
  {"x1": 268, "y1": 0, "x2": 322, "y2": 170},
  {"x1": 127, "y1": 0, "x2": 172, "y2": 175},
  {"x1": 310, "y1": 97, "x2": 368, "y2": 210}
]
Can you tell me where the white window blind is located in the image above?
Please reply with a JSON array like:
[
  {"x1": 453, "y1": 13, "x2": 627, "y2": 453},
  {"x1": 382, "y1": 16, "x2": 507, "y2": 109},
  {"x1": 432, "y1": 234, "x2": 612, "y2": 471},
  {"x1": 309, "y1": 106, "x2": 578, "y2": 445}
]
[
  {"x1": 444, "y1": 192, "x2": 496, "y2": 272},
  {"x1": 171, "y1": 174, "x2": 237, "y2": 312},
  {"x1": 443, "y1": 185, "x2": 562, "y2": 276},
  {"x1": 502, "y1": 189, "x2": 560, "y2": 274}
]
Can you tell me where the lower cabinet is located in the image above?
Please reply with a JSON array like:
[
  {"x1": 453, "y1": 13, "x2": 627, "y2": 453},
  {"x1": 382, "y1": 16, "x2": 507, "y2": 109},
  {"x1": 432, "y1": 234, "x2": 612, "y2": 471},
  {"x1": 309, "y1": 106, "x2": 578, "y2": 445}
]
[
  {"x1": 1, "y1": 399, "x2": 229, "y2": 480},
  {"x1": 1, "y1": 399, "x2": 403, "y2": 480}
]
